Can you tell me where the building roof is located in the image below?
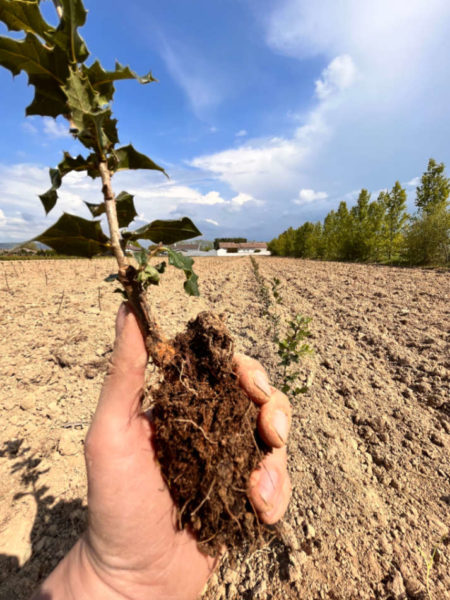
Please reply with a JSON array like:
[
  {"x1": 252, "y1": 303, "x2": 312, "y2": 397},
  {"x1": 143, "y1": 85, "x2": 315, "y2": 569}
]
[{"x1": 219, "y1": 242, "x2": 267, "y2": 249}]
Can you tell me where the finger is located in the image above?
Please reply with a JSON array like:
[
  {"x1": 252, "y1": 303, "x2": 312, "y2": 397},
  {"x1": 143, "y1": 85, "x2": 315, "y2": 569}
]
[
  {"x1": 95, "y1": 303, "x2": 148, "y2": 424},
  {"x1": 248, "y1": 447, "x2": 291, "y2": 524},
  {"x1": 257, "y1": 388, "x2": 291, "y2": 448},
  {"x1": 233, "y1": 353, "x2": 272, "y2": 405}
]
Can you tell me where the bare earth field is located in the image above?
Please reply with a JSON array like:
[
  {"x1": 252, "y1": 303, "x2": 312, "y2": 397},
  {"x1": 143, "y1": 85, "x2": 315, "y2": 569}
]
[{"x1": 0, "y1": 257, "x2": 449, "y2": 600}]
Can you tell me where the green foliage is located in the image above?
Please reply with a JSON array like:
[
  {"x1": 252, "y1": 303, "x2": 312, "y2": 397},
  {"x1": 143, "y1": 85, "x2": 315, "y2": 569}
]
[
  {"x1": 86, "y1": 191, "x2": 137, "y2": 228},
  {"x1": 128, "y1": 218, "x2": 201, "y2": 245},
  {"x1": 271, "y1": 277, "x2": 282, "y2": 304},
  {"x1": 0, "y1": 0, "x2": 202, "y2": 295},
  {"x1": 378, "y1": 182, "x2": 408, "y2": 262},
  {"x1": 34, "y1": 212, "x2": 110, "y2": 258},
  {"x1": 268, "y1": 158, "x2": 449, "y2": 267},
  {"x1": 167, "y1": 248, "x2": 199, "y2": 296},
  {"x1": 277, "y1": 315, "x2": 313, "y2": 396},
  {"x1": 416, "y1": 158, "x2": 450, "y2": 214}
]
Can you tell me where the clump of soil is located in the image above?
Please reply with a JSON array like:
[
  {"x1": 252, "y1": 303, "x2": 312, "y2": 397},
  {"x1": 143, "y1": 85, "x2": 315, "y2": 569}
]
[{"x1": 151, "y1": 311, "x2": 271, "y2": 556}]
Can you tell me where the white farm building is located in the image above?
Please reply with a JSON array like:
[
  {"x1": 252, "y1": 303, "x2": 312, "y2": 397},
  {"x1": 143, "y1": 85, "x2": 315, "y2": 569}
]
[{"x1": 217, "y1": 242, "x2": 271, "y2": 256}]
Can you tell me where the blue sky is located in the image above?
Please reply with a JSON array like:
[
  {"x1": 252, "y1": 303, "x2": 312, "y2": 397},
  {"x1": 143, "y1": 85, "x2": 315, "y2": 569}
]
[{"x1": 1, "y1": 0, "x2": 450, "y2": 242}]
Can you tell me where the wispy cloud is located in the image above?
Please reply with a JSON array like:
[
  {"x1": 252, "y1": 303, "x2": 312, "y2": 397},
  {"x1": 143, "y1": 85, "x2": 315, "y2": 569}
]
[
  {"x1": 159, "y1": 38, "x2": 223, "y2": 118},
  {"x1": 42, "y1": 118, "x2": 71, "y2": 139},
  {"x1": 294, "y1": 189, "x2": 328, "y2": 205}
]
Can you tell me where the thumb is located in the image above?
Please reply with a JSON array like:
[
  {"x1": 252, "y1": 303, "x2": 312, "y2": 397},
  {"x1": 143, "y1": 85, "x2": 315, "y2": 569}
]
[{"x1": 95, "y1": 303, "x2": 148, "y2": 423}]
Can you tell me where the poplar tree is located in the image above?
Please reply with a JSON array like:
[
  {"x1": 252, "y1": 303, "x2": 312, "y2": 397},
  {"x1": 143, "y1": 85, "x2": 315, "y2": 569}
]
[{"x1": 379, "y1": 182, "x2": 408, "y2": 262}]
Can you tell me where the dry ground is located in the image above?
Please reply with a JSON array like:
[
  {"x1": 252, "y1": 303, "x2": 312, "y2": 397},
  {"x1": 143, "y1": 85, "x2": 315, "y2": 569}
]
[{"x1": 0, "y1": 257, "x2": 448, "y2": 600}]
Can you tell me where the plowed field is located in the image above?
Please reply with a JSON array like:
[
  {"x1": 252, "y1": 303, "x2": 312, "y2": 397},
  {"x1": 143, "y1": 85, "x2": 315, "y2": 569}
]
[{"x1": 0, "y1": 257, "x2": 449, "y2": 599}]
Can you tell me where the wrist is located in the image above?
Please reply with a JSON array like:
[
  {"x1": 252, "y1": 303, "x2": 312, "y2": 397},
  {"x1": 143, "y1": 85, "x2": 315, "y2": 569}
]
[{"x1": 31, "y1": 538, "x2": 128, "y2": 600}]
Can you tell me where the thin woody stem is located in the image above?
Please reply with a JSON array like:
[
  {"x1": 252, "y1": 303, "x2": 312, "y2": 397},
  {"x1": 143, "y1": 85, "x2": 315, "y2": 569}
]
[
  {"x1": 98, "y1": 161, "x2": 127, "y2": 269},
  {"x1": 98, "y1": 161, "x2": 169, "y2": 365}
]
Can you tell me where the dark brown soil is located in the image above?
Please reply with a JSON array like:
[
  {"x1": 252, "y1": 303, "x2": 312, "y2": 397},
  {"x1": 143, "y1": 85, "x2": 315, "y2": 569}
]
[{"x1": 152, "y1": 311, "x2": 270, "y2": 556}]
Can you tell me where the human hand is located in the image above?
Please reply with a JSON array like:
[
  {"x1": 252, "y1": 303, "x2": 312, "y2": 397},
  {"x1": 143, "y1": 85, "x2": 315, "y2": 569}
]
[{"x1": 33, "y1": 304, "x2": 291, "y2": 600}]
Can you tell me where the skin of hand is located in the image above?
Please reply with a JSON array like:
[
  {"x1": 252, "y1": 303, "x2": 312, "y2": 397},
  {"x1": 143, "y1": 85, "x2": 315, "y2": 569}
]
[{"x1": 32, "y1": 304, "x2": 291, "y2": 600}]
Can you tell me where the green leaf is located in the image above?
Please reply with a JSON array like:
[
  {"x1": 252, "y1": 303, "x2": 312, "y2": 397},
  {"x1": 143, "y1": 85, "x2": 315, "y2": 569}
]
[
  {"x1": 113, "y1": 288, "x2": 127, "y2": 299},
  {"x1": 155, "y1": 261, "x2": 166, "y2": 273},
  {"x1": 184, "y1": 271, "x2": 199, "y2": 297},
  {"x1": 83, "y1": 59, "x2": 156, "y2": 105},
  {"x1": 137, "y1": 265, "x2": 160, "y2": 287},
  {"x1": 132, "y1": 249, "x2": 148, "y2": 267},
  {"x1": 53, "y1": 0, "x2": 89, "y2": 64},
  {"x1": 130, "y1": 217, "x2": 201, "y2": 245},
  {"x1": 0, "y1": 0, "x2": 55, "y2": 41},
  {"x1": 85, "y1": 191, "x2": 136, "y2": 228},
  {"x1": 167, "y1": 248, "x2": 200, "y2": 297},
  {"x1": 115, "y1": 191, "x2": 137, "y2": 228},
  {"x1": 33, "y1": 213, "x2": 110, "y2": 258},
  {"x1": 114, "y1": 144, "x2": 167, "y2": 176},
  {"x1": 39, "y1": 152, "x2": 90, "y2": 214},
  {"x1": 168, "y1": 248, "x2": 194, "y2": 271},
  {"x1": 39, "y1": 167, "x2": 61, "y2": 214},
  {"x1": 62, "y1": 68, "x2": 100, "y2": 129},
  {"x1": 85, "y1": 201, "x2": 105, "y2": 218}
]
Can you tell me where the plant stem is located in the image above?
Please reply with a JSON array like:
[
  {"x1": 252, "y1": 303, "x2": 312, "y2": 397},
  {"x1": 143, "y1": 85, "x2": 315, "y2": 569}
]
[
  {"x1": 98, "y1": 161, "x2": 169, "y2": 365},
  {"x1": 98, "y1": 162, "x2": 127, "y2": 269}
]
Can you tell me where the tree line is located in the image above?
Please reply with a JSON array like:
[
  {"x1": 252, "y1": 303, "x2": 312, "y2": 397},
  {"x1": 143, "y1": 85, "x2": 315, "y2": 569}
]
[{"x1": 268, "y1": 159, "x2": 450, "y2": 266}]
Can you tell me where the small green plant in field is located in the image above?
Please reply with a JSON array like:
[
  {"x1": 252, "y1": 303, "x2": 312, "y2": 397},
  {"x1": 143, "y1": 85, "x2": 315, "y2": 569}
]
[
  {"x1": 271, "y1": 277, "x2": 283, "y2": 304},
  {"x1": 419, "y1": 540, "x2": 444, "y2": 600},
  {"x1": 277, "y1": 314, "x2": 313, "y2": 396}
]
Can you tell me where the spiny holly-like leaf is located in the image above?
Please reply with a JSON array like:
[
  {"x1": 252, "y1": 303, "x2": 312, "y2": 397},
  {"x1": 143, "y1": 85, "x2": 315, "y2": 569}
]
[
  {"x1": 39, "y1": 152, "x2": 91, "y2": 214},
  {"x1": 167, "y1": 248, "x2": 200, "y2": 297},
  {"x1": 85, "y1": 201, "x2": 105, "y2": 218},
  {"x1": 0, "y1": 0, "x2": 55, "y2": 42},
  {"x1": 115, "y1": 191, "x2": 137, "y2": 228},
  {"x1": 85, "y1": 191, "x2": 137, "y2": 228},
  {"x1": 83, "y1": 59, "x2": 156, "y2": 105},
  {"x1": 33, "y1": 213, "x2": 110, "y2": 258},
  {"x1": 52, "y1": 0, "x2": 89, "y2": 64},
  {"x1": 0, "y1": 30, "x2": 69, "y2": 78},
  {"x1": 130, "y1": 217, "x2": 201, "y2": 245},
  {"x1": 113, "y1": 144, "x2": 167, "y2": 176},
  {"x1": 63, "y1": 68, "x2": 100, "y2": 130},
  {"x1": 0, "y1": 32, "x2": 69, "y2": 116},
  {"x1": 39, "y1": 171, "x2": 60, "y2": 214}
]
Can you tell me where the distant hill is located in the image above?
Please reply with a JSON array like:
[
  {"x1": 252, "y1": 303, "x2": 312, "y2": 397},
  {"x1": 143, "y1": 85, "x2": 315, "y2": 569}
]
[{"x1": 0, "y1": 242, "x2": 20, "y2": 250}]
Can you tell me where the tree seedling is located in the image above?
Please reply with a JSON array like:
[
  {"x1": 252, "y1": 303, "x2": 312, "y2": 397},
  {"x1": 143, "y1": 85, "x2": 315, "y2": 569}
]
[
  {"x1": 0, "y1": 0, "x2": 273, "y2": 556},
  {"x1": 277, "y1": 314, "x2": 313, "y2": 396}
]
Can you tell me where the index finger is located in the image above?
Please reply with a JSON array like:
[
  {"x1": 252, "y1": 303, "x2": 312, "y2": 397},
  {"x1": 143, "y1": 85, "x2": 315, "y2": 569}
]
[{"x1": 233, "y1": 353, "x2": 272, "y2": 405}]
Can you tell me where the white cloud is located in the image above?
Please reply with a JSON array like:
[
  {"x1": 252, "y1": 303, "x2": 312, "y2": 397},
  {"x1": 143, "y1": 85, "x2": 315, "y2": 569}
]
[
  {"x1": 22, "y1": 121, "x2": 38, "y2": 135},
  {"x1": 315, "y1": 55, "x2": 356, "y2": 100},
  {"x1": 204, "y1": 218, "x2": 219, "y2": 226},
  {"x1": 407, "y1": 176, "x2": 420, "y2": 187},
  {"x1": 42, "y1": 118, "x2": 71, "y2": 139},
  {"x1": 294, "y1": 189, "x2": 328, "y2": 204},
  {"x1": 0, "y1": 162, "x2": 260, "y2": 241},
  {"x1": 235, "y1": 129, "x2": 248, "y2": 137},
  {"x1": 188, "y1": 0, "x2": 450, "y2": 227}
]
